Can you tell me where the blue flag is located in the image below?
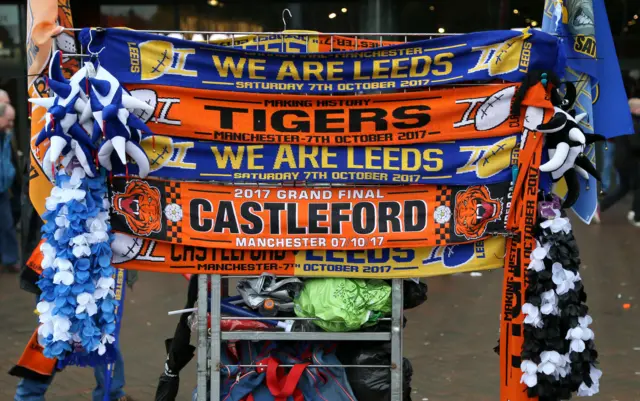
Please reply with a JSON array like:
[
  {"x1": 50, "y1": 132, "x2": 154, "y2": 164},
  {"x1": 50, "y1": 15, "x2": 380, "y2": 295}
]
[
  {"x1": 592, "y1": 0, "x2": 633, "y2": 138},
  {"x1": 542, "y1": 0, "x2": 632, "y2": 223}
]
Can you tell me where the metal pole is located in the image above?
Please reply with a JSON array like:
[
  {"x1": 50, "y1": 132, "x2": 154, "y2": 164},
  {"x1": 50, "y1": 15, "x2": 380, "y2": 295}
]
[
  {"x1": 210, "y1": 275, "x2": 222, "y2": 401},
  {"x1": 390, "y1": 279, "x2": 404, "y2": 401},
  {"x1": 196, "y1": 274, "x2": 208, "y2": 401}
]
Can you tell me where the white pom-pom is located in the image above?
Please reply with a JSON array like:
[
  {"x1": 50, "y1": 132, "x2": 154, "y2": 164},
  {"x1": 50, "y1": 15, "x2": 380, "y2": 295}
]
[
  {"x1": 53, "y1": 271, "x2": 74, "y2": 285},
  {"x1": 531, "y1": 243, "x2": 548, "y2": 260},
  {"x1": 51, "y1": 316, "x2": 72, "y2": 342},
  {"x1": 54, "y1": 257, "x2": 73, "y2": 272},
  {"x1": 520, "y1": 372, "x2": 538, "y2": 387},
  {"x1": 570, "y1": 339, "x2": 586, "y2": 353},
  {"x1": 72, "y1": 245, "x2": 91, "y2": 258},
  {"x1": 520, "y1": 360, "x2": 537, "y2": 374},
  {"x1": 539, "y1": 361, "x2": 557, "y2": 375},
  {"x1": 97, "y1": 276, "x2": 115, "y2": 289},
  {"x1": 37, "y1": 301, "x2": 52, "y2": 314},
  {"x1": 54, "y1": 228, "x2": 65, "y2": 242},
  {"x1": 38, "y1": 321, "x2": 53, "y2": 338}
]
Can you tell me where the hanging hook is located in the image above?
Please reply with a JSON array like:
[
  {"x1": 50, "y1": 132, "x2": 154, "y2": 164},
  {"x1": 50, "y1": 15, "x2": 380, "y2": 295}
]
[
  {"x1": 282, "y1": 8, "x2": 292, "y2": 31},
  {"x1": 87, "y1": 29, "x2": 106, "y2": 59}
]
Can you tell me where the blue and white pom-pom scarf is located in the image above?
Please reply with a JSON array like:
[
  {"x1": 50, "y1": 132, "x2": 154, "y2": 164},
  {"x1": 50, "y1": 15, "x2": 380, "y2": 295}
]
[
  {"x1": 30, "y1": 47, "x2": 152, "y2": 366},
  {"x1": 520, "y1": 194, "x2": 601, "y2": 400},
  {"x1": 36, "y1": 161, "x2": 119, "y2": 366}
]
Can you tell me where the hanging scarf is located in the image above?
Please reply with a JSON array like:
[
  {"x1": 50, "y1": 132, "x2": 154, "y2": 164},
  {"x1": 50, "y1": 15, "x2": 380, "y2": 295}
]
[
  {"x1": 500, "y1": 131, "x2": 544, "y2": 401},
  {"x1": 112, "y1": 134, "x2": 519, "y2": 186},
  {"x1": 28, "y1": 234, "x2": 507, "y2": 278},
  {"x1": 123, "y1": 83, "x2": 552, "y2": 146},
  {"x1": 79, "y1": 28, "x2": 564, "y2": 94},
  {"x1": 108, "y1": 177, "x2": 513, "y2": 250}
]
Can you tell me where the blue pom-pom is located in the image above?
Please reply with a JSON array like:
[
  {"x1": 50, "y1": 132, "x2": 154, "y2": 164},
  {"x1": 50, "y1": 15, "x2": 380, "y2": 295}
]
[{"x1": 76, "y1": 270, "x2": 91, "y2": 283}]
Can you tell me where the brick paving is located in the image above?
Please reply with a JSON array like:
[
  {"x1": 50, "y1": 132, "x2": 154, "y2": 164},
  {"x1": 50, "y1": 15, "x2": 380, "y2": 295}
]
[{"x1": 1, "y1": 203, "x2": 639, "y2": 400}]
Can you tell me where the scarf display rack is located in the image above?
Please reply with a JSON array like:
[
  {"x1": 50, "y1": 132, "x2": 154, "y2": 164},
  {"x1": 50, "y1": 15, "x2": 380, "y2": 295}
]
[{"x1": 32, "y1": 24, "x2": 583, "y2": 401}]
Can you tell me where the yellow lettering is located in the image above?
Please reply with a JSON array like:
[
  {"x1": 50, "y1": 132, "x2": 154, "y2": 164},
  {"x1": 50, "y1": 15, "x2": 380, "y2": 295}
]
[
  {"x1": 326, "y1": 62, "x2": 343, "y2": 81},
  {"x1": 365, "y1": 147, "x2": 382, "y2": 170},
  {"x1": 321, "y1": 147, "x2": 338, "y2": 168},
  {"x1": 410, "y1": 55, "x2": 432, "y2": 77},
  {"x1": 247, "y1": 145, "x2": 264, "y2": 170},
  {"x1": 422, "y1": 149, "x2": 443, "y2": 171},
  {"x1": 276, "y1": 61, "x2": 301, "y2": 80},
  {"x1": 212, "y1": 56, "x2": 246, "y2": 78},
  {"x1": 273, "y1": 145, "x2": 297, "y2": 169},
  {"x1": 372, "y1": 60, "x2": 391, "y2": 79},
  {"x1": 432, "y1": 53, "x2": 454, "y2": 76},
  {"x1": 299, "y1": 146, "x2": 319, "y2": 168},
  {"x1": 211, "y1": 146, "x2": 245, "y2": 169},
  {"x1": 383, "y1": 147, "x2": 400, "y2": 171},
  {"x1": 248, "y1": 59, "x2": 267, "y2": 80},
  {"x1": 401, "y1": 148, "x2": 421, "y2": 171},
  {"x1": 347, "y1": 147, "x2": 364, "y2": 168},
  {"x1": 390, "y1": 58, "x2": 410, "y2": 79},
  {"x1": 303, "y1": 61, "x2": 324, "y2": 81},
  {"x1": 353, "y1": 61, "x2": 370, "y2": 80}
]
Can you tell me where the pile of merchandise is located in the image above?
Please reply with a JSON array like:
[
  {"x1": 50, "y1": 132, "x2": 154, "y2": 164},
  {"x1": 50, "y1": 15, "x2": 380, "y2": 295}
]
[
  {"x1": 18, "y1": 25, "x2": 603, "y2": 401},
  {"x1": 154, "y1": 274, "x2": 426, "y2": 400}
]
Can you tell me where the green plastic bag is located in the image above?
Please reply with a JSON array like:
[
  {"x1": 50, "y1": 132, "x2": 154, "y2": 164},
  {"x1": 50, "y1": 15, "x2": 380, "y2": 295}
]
[{"x1": 294, "y1": 278, "x2": 392, "y2": 332}]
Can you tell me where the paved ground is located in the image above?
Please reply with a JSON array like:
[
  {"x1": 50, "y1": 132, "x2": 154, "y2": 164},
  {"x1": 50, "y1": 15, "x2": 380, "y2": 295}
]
[{"x1": 1, "y1": 200, "x2": 639, "y2": 401}]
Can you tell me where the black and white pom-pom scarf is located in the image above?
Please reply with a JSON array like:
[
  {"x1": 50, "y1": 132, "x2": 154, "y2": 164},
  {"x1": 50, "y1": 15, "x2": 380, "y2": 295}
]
[{"x1": 520, "y1": 195, "x2": 601, "y2": 400}]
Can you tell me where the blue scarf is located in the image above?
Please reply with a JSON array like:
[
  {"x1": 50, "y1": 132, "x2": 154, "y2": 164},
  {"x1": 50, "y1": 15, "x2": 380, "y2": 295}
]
[
  {"x1": 111, "y1": 134, "x2": 520, "y2": 186},
  {"x1": 80, "y1": 28, "x2": 564, "y2": 94}
]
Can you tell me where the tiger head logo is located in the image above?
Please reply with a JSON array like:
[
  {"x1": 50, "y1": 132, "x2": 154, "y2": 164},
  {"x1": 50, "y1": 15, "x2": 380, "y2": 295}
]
[
  {"x1": 454, "y1": 186, "x2": 503, "y2": 239},
  {"x1": 112, "y1": 180, "x2": 162, "y2": 236}
]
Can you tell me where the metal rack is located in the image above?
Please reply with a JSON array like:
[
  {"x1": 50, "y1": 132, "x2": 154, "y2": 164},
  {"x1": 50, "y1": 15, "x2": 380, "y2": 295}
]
[{"x1": 195, "y1": 275, "x2": 405, "y2": 401}]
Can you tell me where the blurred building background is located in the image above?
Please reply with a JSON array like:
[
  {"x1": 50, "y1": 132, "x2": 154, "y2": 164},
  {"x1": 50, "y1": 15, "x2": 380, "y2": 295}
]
[{"x1": 1, "y1": 0, "x2": 640, "y2": 153}]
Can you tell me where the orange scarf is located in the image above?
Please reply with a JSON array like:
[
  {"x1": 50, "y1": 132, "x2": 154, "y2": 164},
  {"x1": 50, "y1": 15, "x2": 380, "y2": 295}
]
[
  {"x1": 499, "y1": 131, "x2": 543, "y2": 401},
  {"x1": 9, "y1": 328, "x2": 58, "y2": 381}
]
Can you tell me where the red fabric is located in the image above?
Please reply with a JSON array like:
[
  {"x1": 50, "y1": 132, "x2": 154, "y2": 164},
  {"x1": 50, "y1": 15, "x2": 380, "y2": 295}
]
[{"x1": 266, "y1": 358, "x2": 309, "y2": 401}]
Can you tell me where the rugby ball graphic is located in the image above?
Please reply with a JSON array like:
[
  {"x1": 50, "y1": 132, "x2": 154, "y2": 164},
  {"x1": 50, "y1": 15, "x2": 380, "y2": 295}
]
[
  {"x1": 475, "y1": 86, "x2": 516, "y2": 131},
  {"x1": 442, "y1": 243, "x2": 476, "y2": 268},
  {"x1": 111, "y1": 233, "x2": 144, "y2": 264},
  {"x1": 523, "y1": 106, "x2": 545, "y2": 132},
  {"x1": 129, "y1": 89, "x2": 158, "y2": 123},
  {"x1": 422, "y1": 243, "x2": 476, "y2": 269},
  {"x1": 140, "y1": 135, "x2": 174, "y2": 172},
  {"x1": 488, "y1": 35, "x2": 525, "y2": 76},
  {"x1": 477, "y1": 135, "x2": 518, "y2": 179}
]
